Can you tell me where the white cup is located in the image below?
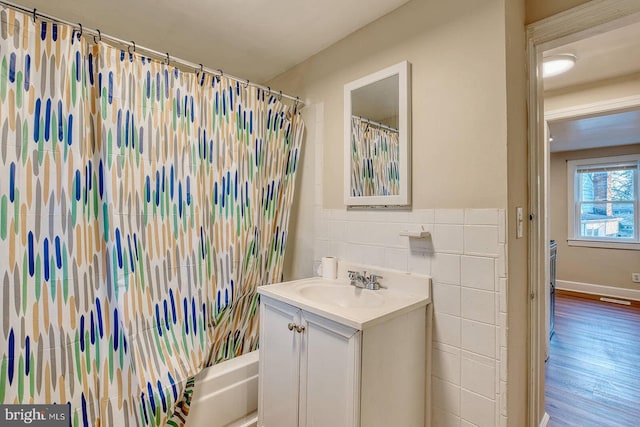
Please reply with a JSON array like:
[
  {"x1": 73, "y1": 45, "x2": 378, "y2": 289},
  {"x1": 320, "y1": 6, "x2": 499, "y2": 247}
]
[{"x1": 317, "y1": 256, "x2": 338, "y2": 280}]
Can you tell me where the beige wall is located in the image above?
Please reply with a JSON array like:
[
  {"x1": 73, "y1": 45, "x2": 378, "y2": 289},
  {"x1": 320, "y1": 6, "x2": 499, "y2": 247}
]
[
  {"x1": 550, "y1": 144, "x2": 640, "y2": 290},
  {"x1": 525, "y1": 0, "x2": 592, "y2": 24},
  {"x1": 269, "y1": 0, "x2": 509, "y2": 210}
]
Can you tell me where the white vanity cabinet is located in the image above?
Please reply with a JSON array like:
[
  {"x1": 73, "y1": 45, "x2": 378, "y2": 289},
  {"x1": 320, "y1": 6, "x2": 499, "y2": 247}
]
[
  {"x1": 258, "y1": 292, "x2": 427, "y2": 427},
  {"x1": 259, "y1": 296, "x2": 361, "y2": 427}
]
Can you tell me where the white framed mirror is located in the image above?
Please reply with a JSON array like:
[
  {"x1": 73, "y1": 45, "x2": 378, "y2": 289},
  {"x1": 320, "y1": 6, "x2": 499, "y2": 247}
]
[{"x1": 344, "y1": 61, "x2": 411, "y2": 207}]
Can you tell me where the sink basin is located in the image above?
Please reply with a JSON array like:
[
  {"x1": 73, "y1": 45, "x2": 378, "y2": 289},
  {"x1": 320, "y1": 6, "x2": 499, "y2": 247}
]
[
  {"x1": 296, "y1": 283, "x2": 384, "y2": 308},
  {"x1": 257, "y1": 267, "x2": 431, "y2": 330}
]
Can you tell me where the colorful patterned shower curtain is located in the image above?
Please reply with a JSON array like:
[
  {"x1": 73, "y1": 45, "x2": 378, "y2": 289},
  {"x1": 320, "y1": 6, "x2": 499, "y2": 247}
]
[
  {"x1": 0, "y1": 8, "x2": 303, "y2": 426},
  {"x1": 350, "y1": 116, "x2": 399, "y2": 197}
]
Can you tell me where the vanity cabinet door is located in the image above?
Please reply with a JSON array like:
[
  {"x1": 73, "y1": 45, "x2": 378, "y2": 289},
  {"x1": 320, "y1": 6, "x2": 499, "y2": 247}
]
[
  {"x1": 299, "y1": 311, "x2": 361, "y2": 427},
  {"x1": 258, "y1": 297, "x2": 301, "y2": 427}
]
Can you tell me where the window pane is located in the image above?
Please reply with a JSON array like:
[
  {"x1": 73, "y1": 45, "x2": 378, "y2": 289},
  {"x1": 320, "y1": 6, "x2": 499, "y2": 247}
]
[
  {"x1": 579, "y1": 202, "x2": 635, "y2": 239},
  {"x1": 578, "y1": 168, "x2": 635, "y2": 202}
]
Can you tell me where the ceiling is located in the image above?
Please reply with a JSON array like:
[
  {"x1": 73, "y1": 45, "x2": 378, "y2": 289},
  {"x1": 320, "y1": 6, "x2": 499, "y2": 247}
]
[
  {"x1": 545, "y1": 20, "x2": 640, "y2": 153},
  {"x1": 548, "y1": 109, "x2": 640, "y2": 152},
  {"x1": 544, "y1": 20, "x2": 640, "y2": 92},
  {"x1": 9, "y1": 0, "x2": 411, "y2": 83}
]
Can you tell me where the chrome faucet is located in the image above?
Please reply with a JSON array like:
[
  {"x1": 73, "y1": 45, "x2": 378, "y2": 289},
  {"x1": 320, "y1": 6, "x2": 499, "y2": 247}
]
[{"x1": 348, "y1": 270, "x2": 384, "y2": 290}]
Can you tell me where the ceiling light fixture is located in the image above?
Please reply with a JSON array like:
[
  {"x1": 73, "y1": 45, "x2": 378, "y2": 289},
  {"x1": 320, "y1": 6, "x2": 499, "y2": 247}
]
[{"x1": 542, "y1": 54, "x2": 576, "y2": 78}]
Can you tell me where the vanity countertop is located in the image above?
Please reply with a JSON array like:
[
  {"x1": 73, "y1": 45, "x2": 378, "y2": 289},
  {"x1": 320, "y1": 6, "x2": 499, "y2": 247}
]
[{"x1": 257, "y1": 267, "x2": 431, "y2": 330}]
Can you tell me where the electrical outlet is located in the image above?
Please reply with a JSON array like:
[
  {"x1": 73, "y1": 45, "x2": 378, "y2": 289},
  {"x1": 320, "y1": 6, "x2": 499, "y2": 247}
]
[{"x1": 633, "y1": 273, "x2": 640, "y2": 283}]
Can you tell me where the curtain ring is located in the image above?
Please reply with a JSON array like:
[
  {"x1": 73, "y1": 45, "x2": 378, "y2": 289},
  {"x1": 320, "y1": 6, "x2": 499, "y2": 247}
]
[
  {"x1": 242, "y1": 79, "x2": 249, "y2": 89},
  {"x1": 267, "y1": 86, "x2": 271, "y2": 97},
  {"x1": 77, "y1": 23, "x2": 82, "y2": 39},
  {"x1": 199, "y1": 64, "x2": 204, "y2": 74},
  {"x1": 128, "y1": 41, "x2": 136, "y2": 55},
  {"x1": 294, "y1": 96, "x2": 299, "y2": 114},
  {"x1": 278, "y1": 91, "x2": 283, "y2": 101},
  {"x1": 165, "y1": 52, "x2": 170, "y2": 65},
  {"x1": 93, "y1": 29, "x2": 101, "y2": 44},
  {"x1": 32, "y1": 8, "x2": 36, "y2": 23}
]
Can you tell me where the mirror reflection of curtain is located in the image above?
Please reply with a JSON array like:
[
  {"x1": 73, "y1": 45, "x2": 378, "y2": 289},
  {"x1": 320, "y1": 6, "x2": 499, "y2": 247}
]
[
  {"x1": 0, "y1": 8, "x2": 304, "y2": 426},
  {"x1": 350, "y1": 116, "x2": 400, "y2": 197}
]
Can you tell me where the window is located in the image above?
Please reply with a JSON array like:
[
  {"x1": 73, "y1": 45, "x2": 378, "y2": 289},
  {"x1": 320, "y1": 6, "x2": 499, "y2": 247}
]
[{"x1": 567, "y1": 154, "x2": 640, "y2": 249}]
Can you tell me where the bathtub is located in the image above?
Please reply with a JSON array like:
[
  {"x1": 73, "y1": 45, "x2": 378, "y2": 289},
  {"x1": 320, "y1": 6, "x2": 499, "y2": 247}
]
[{"x1": 186, "y1": 350, "x2": 259, "y2": 427}]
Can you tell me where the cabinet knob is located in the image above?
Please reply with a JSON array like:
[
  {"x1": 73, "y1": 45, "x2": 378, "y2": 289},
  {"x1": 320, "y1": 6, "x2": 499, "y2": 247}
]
[
  {"x1": 294, "y1": 325, "x2": 305, "y2": 333},
  {"x1": 287, "y1": 323, "x2": 295, "y2": 331}
]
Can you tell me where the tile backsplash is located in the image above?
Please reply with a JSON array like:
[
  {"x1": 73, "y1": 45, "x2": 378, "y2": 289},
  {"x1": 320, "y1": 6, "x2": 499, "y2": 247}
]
[{"x1": 313, "y1": 207, "x2": 508, "y2": 427}]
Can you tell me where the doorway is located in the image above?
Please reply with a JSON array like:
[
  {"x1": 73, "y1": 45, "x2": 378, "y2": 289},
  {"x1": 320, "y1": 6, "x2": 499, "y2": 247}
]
[{"x1": 527, "y1": 2, "x2": 640, "y2": 426}]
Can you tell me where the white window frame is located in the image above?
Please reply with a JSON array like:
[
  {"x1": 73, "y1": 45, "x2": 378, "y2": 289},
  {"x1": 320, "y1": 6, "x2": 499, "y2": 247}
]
[{"x1": 567, "y1": 154, "x2": 640, "y2": 250}]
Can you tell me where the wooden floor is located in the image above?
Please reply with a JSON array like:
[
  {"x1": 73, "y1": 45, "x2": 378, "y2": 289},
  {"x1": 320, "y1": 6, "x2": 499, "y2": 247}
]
[{"x1": 546, "y1": 292, "x2": 640, "y2": 427}]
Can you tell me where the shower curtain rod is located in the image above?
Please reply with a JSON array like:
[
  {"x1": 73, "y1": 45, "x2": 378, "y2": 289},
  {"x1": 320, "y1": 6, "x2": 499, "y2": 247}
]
[
  {"x1": 353, "y1": 115, "x2": 398, "y2": 132},
  {"x1": 0, "y1": 0, "x2": 305, "y2": 107}
]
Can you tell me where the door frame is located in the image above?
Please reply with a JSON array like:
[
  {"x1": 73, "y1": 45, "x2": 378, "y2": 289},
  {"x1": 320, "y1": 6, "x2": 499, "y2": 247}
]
[{"x1": 526, "y1": 2, "x2": 640, "y2": 426}]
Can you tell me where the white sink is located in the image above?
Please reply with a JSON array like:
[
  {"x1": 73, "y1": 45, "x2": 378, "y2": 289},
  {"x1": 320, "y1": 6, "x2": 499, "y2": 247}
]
[
  {"x1": 296, "y1": 282, "x2": 384, "y2": 308},
  {"x1": 257, "y1": 264, "x2": 431, "y2": 330}
]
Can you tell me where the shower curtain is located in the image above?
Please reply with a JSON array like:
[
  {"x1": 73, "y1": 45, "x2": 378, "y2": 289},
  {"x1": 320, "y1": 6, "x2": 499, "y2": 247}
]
[
  {"x1": 0, "y1": 8, "x2": 303, "y2": 426},
  {"x1": 350, "y1": 116, "x2": 399, "y2": 197}
]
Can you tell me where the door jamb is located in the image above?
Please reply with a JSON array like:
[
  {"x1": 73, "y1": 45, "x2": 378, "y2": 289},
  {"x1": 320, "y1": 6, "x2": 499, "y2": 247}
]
[{"x1": 526, "y1": 2, "x2": 640, "y2": 426}]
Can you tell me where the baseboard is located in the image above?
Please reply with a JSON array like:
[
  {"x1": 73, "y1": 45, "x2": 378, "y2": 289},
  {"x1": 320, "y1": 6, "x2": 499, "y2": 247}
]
[
  {"x1": 556, "y1": 281, "x2": 640, "y2": 309},
  {"x1": 539, "y1": 412, "x2": 550, "y2": 427},
  {"x1": 556, "y1": 280, "x2": 640, "y2": 302}
]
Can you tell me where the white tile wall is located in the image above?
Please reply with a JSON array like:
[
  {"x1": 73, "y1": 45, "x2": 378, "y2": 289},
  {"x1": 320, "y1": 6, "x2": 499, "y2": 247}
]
[
  {"x1": 464, "y1": 225, "x2": 499, "y2": 257},
  {"x1": 461, "y1": 256, "x2": 495, "y2": 291},
  {"x1": 461, "y1": 351, "x2": 496, "y2": 399},
  {"x1": 434, "y1": 311, "x2": 462, "y2": 347},
  {"x1": 462, "y1": 288, "x2": 496, "y2": 324},
  {"x1": 433, "y1": 342, "x2": 461, "y2": 385},
  {"x1": 433, "y1": 376, "x2": 462, "y2": 417},
  {"x1": 461, "y1": 389, "x2": 496, "y2": 427},
  {"x1": 433, "y1": 406, "x2": 461, "y2": 427},
  {"x1": 303, "y1": 99, "x2": 508, "y2": 427},
  {"x1": 311, "y1": 207, "x2": 508, "y2": 427},
  {"x1": 433, "y1": 282, "x2": 461, "y2": 316},
  {"x1": 462, "y1": 319, "x2": 496, "y2": 358}
]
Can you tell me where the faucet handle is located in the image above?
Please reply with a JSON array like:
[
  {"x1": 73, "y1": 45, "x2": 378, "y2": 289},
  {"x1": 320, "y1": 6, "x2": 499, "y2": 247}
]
[
  {"x1": 366, "y1": 274, "x2": 384, "y2": 290},
  {"x1": 348, "y1": 270, "x2": 360, "y2": 280},
  {"x1": 367, "y1": 274, "x2": 383, "y2": 284}
]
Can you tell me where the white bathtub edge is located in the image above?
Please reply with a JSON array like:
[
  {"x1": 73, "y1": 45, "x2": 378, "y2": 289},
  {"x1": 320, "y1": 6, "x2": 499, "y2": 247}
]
[{"x1": 186, "y1": 350, "x2": 259, "y2": 427}]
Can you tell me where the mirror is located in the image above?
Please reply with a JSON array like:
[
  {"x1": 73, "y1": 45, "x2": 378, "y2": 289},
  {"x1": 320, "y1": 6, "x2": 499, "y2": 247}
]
[{"x1": 344, "y1": 61, "x2": 411, "y2": 207}]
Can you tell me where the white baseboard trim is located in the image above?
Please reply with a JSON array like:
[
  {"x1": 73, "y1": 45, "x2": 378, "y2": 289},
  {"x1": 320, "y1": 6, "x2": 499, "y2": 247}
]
[
  {"x1": 556, "y1": 280, "x2": 640, "y2": 302},
  {"x1": 539, "y1": 412, "x2": 550, "y2": 427}
]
